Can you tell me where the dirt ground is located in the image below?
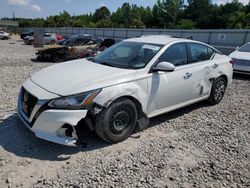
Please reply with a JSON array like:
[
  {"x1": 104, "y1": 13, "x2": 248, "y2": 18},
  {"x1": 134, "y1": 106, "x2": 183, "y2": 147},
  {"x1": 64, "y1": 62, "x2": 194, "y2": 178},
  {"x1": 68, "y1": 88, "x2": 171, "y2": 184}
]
[{"x1": 0, "y1": 36, "x2": 249, "y2": 188}]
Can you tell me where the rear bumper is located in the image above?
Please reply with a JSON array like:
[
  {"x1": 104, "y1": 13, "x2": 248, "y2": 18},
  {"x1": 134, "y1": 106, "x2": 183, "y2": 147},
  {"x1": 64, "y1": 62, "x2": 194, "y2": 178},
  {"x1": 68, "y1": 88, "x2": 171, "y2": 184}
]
[{"x1": 233, "y1": 65, "x2": 250, "y2": 75}]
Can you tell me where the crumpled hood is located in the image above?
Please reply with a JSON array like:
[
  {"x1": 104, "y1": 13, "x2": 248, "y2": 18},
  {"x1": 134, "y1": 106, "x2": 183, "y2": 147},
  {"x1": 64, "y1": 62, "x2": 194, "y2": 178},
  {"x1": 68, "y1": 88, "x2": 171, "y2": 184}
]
[
  {"x1": 229, "y1": 51, "x2": 250, "y2": 60},
  {"x1": 31, "y1": 59, "x2": 136, "y2": 96}
]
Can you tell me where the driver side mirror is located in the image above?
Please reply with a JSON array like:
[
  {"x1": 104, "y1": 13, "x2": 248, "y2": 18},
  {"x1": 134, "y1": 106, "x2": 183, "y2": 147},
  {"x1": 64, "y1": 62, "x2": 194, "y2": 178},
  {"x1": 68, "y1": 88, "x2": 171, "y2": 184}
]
[
  {"x1": 236, "y1": 46, "x2": 239, "y2": 51},
  {"x1": 154, "y1": 61, "x2": 175, "y2": 72}
]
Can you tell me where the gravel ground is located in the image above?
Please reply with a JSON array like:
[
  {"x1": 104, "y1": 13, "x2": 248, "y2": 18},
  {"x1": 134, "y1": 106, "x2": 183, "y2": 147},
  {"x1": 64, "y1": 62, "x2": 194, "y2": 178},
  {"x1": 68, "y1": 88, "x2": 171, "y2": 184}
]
[{"x1": 0, "y1": 36, "x2": 249, "y2": 188}]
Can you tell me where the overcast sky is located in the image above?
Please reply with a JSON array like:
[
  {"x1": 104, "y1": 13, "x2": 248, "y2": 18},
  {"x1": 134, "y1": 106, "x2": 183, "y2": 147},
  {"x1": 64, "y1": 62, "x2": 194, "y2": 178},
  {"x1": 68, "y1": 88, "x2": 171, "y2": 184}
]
[{"x1": 0, "y1": 0, "x2": 249, "y2": 18}]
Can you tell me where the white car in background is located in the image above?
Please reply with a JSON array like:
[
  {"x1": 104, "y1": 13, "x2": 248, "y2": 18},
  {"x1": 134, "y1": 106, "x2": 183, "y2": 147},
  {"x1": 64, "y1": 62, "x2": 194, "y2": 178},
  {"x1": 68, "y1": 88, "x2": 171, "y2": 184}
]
[
  {"x1": 0, "y1": 31, "x2": 10, "y2": 40},
  {"x1": 18, "y1": 35, "x2": 233, "y2": 146},
  {"x1": 229, "y1": 42, "x2": 250, "y2": 74}
]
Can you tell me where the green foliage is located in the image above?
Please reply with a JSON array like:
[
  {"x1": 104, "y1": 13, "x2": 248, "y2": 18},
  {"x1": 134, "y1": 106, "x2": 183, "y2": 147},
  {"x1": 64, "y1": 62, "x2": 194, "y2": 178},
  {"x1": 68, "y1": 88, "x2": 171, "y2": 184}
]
[
  {"x1": 157, "y1": 0, "x2": 184, "y2": 26},
  {"x1": 176, "y1": 19, "x2": 195, "y2": 29},
  {"x1": 3, "y1": 1, "x2": 249, "y2": 29}
]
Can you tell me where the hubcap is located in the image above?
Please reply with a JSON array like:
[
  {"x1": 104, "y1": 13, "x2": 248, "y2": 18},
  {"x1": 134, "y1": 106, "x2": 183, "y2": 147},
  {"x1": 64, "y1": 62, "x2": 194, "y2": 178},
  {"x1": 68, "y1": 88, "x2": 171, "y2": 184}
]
[
  {"x1": 110, "y1": 110, "x2": 130, "y2": 135},
  {"x1": 214, "y1": 80, "x2": 225, "y2": 101}
]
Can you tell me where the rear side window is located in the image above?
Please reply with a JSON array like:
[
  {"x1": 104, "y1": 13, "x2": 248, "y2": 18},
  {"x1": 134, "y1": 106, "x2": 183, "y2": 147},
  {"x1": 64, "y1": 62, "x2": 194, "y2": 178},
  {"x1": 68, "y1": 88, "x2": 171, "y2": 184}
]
[
  {"x1": 158, "y1": 43, "x2": 188, "y2": 66},
  {"x1": 188, "y1": 43, "x2": 214, "y2": 63},
  {"x1": 208, "y1": 47, "x2": 215, "y2": 58}
]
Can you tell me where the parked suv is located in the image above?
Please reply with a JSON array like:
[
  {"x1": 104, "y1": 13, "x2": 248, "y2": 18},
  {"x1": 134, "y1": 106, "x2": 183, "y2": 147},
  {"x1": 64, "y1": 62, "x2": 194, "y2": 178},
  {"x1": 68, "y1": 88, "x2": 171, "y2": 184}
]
[{"x1": 18, "y1": 35, "x2": 233, "y2": 146}]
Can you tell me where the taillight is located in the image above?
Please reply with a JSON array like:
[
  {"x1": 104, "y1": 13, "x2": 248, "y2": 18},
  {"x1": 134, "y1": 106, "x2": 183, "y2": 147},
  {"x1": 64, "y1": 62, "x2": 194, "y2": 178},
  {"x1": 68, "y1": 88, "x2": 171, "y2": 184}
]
[{"x1": 229, "y1": 59, "x2": 235, "y2": 66}]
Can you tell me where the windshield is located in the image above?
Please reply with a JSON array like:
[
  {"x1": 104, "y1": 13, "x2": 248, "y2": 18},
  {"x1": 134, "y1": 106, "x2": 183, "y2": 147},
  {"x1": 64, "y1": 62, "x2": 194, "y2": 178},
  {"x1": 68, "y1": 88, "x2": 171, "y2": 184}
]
[
  {"x1": 238, "y1": 43, "x2": 250, "y2": 52},
  {"x1": 93, "y1": 41, "x2": 163, "y2": 69}
]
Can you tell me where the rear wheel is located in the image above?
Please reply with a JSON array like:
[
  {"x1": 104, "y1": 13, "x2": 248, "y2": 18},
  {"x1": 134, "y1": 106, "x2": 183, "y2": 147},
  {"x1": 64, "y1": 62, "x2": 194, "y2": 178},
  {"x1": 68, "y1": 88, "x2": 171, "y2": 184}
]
[
  {"x1": 95, "y1": 99, "x2": 137, "y2": 143},
  {"x1": 208, "y1": 77, "x2": 227, "y2": 105}
]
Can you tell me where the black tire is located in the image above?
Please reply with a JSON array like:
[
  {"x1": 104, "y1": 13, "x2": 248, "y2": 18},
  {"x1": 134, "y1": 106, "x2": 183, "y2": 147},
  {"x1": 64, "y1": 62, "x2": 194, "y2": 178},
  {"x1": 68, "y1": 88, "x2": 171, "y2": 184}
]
[
  {"x1": 30, "y1": 40, "x2": 34, "y2": 45},
  {"x1": 95, "y1": 98, "x2": 138, "y2": 143},
  {"x1": 208, "y1": 77, "x2": 227, "y2": 105},
  {"x1": 3, "y1": 36, "x2": 8, "y2": 40},
  {"x1": 50, "y1": 40, "x2": 56, "y2": 45}
]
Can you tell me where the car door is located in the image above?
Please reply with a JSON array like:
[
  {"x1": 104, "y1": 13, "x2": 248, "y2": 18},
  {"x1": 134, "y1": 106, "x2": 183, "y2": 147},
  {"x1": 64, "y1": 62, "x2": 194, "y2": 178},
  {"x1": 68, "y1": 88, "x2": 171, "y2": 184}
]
[
  {"x1": 186, "y1": 43, "x2": 217, "y2": 99},
  {"x1": 147, "y1": 43, "x2": 195, "y2": 117}
]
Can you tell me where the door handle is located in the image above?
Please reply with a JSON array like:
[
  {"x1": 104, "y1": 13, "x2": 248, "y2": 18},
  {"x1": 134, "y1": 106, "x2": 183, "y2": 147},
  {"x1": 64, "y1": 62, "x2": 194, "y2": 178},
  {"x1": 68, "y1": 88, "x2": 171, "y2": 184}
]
[
  {"x1": 184, "y1": 72, "x2": 192, "y2": 79},
  {"x1": 212, "y1": 63, "x2": 219, "y2": 69}
]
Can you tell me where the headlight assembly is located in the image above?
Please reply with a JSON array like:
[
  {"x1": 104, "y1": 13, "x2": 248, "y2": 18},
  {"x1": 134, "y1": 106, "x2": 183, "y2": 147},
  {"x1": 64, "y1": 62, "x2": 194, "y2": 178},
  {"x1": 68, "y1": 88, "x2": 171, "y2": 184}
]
[{"x1": 48, "y1": 89, "x2": 101, "y2": 109}]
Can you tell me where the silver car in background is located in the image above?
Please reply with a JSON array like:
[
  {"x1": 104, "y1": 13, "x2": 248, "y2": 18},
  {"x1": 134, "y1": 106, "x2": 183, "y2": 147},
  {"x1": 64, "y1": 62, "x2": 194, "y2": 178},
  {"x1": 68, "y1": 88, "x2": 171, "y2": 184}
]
[
  {"x1": 24, "y1": 33, "x2": 58, "y2": 45},
  {"x1": 0, "y1": 31, "x2": 10, "y2": 40},
  {"x1": 229, "y1": 42, "x2": 250, "y2": 74}
]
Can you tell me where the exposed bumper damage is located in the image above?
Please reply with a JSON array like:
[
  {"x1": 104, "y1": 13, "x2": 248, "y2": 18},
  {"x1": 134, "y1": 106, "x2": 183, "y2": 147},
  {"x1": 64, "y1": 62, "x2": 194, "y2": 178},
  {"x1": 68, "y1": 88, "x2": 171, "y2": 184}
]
[
  {"x1": 17, "y1": 80, "x2": 92, "y2": 146},
  {"x1": 18, "y1": 103, "x2": 88, "y2": 146}
]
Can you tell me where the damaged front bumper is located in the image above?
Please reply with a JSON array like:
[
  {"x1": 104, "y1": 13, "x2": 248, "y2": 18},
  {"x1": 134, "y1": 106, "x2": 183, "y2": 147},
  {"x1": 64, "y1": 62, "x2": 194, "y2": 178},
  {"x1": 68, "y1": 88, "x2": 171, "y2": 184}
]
[
  {"x1": 17, "y1": 81, "x2": 88, "y2": 146},
  {"x1": 18, "y1": 107, "x2": 87, "y2": 146}
]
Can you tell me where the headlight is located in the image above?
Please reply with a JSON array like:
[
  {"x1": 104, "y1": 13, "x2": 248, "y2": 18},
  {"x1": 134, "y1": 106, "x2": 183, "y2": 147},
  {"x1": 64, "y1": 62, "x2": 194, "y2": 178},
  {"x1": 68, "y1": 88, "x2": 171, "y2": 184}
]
[{"x1": 48, "y1": 89, "x2": 101, "y2": 109}]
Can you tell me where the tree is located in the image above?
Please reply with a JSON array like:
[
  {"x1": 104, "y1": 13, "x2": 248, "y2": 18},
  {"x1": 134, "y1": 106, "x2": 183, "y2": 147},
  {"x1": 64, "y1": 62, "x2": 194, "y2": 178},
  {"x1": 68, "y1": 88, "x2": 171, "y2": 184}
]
[
  {"x1": 185, "y1": 0, "x2": 214, "y2": 28},
  {"x1": 93, "y1": 6, "x2": 110, "y2": 22},
  {"x1": 9, "y1": 1, "x2": 250, "y2": 29},
  {"x1": 157, "y1": 0, "x2": 184, "y2": 27},
  {"x1": 176, "y1": 19, "x2": 195, "y2": 29}
]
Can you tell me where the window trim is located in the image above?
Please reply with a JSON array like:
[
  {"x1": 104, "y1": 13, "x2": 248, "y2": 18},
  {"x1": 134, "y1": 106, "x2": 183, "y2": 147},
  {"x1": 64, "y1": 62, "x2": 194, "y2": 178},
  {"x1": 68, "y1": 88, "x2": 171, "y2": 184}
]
[
  {"x1": 187, "y1": 42, "x2": 221, "y2": 64},
  {"x1": 158, "y1": 42, "x2": 189, "y2": 66}
]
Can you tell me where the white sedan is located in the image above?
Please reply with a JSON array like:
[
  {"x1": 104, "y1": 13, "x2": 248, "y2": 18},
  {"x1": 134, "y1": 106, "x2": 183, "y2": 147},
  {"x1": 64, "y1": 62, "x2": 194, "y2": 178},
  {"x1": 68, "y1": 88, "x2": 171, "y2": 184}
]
[
  {"x1": 0, "y1": 31, "x2": 10, "y2": 40},
  {"x1": 18, "y1": 35, "x2": 233, "y2": 146},
  {"x1": 229, "y1": 42, "x2": 250, "y2": 74}
]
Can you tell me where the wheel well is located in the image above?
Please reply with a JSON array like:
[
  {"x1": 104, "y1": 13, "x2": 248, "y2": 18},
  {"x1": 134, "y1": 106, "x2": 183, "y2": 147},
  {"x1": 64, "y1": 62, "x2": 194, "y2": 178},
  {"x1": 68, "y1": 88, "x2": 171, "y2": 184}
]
[{"x1": 108, "y1": 96, "x2": 145, "y2": 119}]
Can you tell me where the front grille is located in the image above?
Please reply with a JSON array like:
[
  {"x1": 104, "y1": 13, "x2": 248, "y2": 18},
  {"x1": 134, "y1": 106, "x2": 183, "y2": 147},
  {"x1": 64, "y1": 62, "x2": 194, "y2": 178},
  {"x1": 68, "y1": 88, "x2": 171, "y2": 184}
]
[
  {"x1": 21, "y1": 88, "x2": 38, "y2": 118},
  {"x1": 235, "y1": 59, "x2": 250, "y2": 66}
]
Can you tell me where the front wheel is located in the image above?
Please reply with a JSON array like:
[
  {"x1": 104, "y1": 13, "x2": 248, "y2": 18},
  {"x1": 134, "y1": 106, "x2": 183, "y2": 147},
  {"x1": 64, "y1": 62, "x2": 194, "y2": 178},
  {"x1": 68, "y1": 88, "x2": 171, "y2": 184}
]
[
  {"x1": 95, "y1": 99, "x2": 138, "y2": 143},
  {"x1": 208, "y1": 77, "x2": 227, "y2": 105}
]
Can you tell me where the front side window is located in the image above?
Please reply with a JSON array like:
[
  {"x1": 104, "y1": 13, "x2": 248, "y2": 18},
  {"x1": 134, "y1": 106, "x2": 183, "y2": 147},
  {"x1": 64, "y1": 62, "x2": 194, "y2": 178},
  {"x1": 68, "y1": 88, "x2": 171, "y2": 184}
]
[
  {"x1": 158, "y1": 43, "x2": 188, "y2": 66},
  {"x1": 93, "y1": 41, "x2": 163, "y2": 69},
  {"x1": 188, "y1": 43, "x2": 212, "y2": 62}
]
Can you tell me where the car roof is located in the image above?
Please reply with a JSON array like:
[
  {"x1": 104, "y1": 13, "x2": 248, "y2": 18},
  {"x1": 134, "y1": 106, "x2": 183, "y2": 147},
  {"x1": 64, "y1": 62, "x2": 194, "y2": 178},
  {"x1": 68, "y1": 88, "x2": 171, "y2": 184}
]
[{"x1": 125, "y1": 35, "x2": 192, "y2": 45}]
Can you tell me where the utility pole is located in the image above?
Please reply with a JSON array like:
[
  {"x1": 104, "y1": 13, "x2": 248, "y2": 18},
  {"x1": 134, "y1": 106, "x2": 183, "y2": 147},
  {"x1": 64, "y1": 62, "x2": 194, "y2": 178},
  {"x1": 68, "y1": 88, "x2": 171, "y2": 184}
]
[{"x1": 13, "y1": 11, "x2": 15, "y2": 20}]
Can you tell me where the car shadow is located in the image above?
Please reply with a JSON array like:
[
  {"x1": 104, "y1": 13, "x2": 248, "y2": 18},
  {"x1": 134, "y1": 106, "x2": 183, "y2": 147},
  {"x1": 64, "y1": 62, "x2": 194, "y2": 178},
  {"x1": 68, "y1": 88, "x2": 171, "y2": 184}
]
[
  {"x1": 0, "y1": 113, "x2": 109, "y2": 161},
  {"x1": 0, "y1": 101, "x2": 209, "y2": 161},
  {"x1": 146, "y1": 101, "x2": 209, "y2": 130},
  {"x1": 30, "y1": 58, "x2": 55, "y2": 64},
  {"x1": 233, "y1": 73, "x2": 250, "y2": 80}
]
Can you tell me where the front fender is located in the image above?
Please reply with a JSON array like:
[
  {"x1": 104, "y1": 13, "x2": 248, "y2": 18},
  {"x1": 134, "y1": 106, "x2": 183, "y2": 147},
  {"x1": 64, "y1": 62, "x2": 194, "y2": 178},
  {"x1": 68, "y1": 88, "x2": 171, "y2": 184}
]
[{"x1": 93, "y1": 79, "x2": 148, "y2": 115}]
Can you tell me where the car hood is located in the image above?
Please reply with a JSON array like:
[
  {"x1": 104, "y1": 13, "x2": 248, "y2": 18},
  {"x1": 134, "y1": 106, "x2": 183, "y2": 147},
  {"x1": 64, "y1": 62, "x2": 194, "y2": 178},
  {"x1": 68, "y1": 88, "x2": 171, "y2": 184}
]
[
  {"x1": 229, "y1": 51, "x2": 250, "y2": 60},
  {"x1": 31, "y1": 59, "x2": 136, "y2": 96}
]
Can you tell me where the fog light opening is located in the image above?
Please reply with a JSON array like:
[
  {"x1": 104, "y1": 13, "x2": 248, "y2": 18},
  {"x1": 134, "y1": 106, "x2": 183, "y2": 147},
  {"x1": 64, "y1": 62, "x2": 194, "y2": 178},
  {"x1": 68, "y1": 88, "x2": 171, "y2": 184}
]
[{"x1": 58, "y1": 124, "x2": 78, "y2": 139}]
